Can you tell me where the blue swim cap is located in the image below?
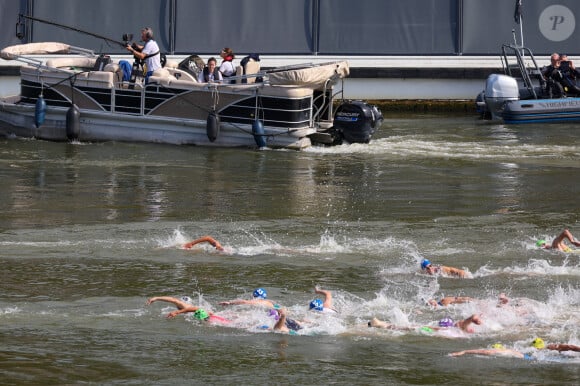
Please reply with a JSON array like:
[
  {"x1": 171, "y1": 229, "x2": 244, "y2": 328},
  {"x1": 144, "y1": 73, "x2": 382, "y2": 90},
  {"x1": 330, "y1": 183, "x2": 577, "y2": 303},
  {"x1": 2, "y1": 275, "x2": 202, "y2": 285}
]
[
  {"x1": 309, "y1": 299, "x2": 324, "y2": 311},
  {"x1": 421, "y1": 259, "x2": 431, "y2": 270},
  {"x1": 438, "y1": 317, "x2": 454, "y2": 327},
  {"x1": 253, "y1": 288, "x2": 267, "y2": 299}
]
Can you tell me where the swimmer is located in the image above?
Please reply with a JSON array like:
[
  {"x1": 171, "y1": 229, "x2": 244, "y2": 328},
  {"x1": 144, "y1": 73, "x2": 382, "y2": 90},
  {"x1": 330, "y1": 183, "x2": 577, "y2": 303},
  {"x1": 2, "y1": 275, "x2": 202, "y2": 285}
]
[
  {"x1": 449, "y1": 343, "x2": 532, "y2": 359},
  {"x1": 219, "y1": 287, "x2": 278, "y2": 308},
  {"x1": 536, "y1": 229, "x2": 580, "y2": 252},
  {"x1": 183, "y1": 236, "x2": 224, "y2": 251},
  {"x1": 220, "y1": 288, "x2": 302, "y2": 331},
  {"x1": 309, "y1": 286, "x2": 338, "y2": 314},
  {"x1": 420, "y1": 259, "x2": 468, "y2": 278},
  {"x1": 532, "y1": 337, "x2": 580, "y2": 352},
  {"x1": 146, "y1": 296, "x2": 230, "y2": 323},
  {"x1": 453, "y1": 314, "x2": 482, "y2": 333},
  {"x1": 427, "y1": 296, "x2": 473, "y2": 307},
  {"x1": 368, "y1": 314, "x2": 482, "y2": 334}
]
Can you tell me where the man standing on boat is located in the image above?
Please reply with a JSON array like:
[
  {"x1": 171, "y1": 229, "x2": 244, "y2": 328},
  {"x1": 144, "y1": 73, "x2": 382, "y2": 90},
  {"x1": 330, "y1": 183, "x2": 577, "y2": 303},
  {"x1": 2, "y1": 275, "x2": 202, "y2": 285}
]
[{"x1": 126, "y1": 27, "x2": 161, "y2": 83}]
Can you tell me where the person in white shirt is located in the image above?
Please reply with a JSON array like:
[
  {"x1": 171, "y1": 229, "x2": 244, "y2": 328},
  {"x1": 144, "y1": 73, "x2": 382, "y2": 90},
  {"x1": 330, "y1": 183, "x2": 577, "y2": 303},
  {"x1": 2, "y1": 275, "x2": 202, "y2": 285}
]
[{"x1": 125, "y1": 27, "x2": 161, "y2": 83}]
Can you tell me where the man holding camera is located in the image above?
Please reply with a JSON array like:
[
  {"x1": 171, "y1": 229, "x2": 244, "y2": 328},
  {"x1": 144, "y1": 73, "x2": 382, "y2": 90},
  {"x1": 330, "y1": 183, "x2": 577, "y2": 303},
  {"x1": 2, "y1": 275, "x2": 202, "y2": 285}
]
[{"x1": 125, "y1": 27, "x2": 161, "y2": 83}]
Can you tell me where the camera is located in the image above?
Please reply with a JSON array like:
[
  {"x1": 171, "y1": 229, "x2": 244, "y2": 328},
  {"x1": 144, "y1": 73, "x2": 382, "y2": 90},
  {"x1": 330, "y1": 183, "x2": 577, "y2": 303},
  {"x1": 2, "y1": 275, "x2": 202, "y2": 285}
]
[{"x1": 122, "y1": 33, "x2": 133, "y2": 46}]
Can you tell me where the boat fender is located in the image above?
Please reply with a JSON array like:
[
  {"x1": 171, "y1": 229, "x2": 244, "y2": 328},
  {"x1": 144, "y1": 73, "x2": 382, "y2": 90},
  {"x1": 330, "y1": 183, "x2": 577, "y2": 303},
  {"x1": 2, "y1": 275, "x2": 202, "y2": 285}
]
[
  {"x1": 66, "y1": 104, "x2": 80, "y2": 141},
  {"x1": 252, "y1": 119, "x2": 266, "y2": 148},
  {"x1": 206, "y1": 111, "x2": 220, "y2": 142},
  {"x1": 34, "y1": 95, "x2": 46, "y2": 128}
]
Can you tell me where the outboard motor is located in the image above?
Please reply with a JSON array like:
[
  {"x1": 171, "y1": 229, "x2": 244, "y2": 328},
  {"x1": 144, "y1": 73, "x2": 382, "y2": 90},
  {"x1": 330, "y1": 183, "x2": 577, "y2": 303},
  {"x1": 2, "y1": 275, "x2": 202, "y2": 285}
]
[
  {"x1": 333, "y1": 101, "x2": 383, "y2": 144},
  {"x1": 483, "y1": 74, "x2": 519, "y2": 120}
]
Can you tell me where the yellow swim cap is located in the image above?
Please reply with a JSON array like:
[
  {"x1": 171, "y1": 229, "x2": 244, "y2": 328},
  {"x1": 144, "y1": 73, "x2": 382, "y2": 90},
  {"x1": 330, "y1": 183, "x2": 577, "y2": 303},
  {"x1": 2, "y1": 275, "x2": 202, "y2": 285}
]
[
  {"x1": 531, "y1": 337, "x2": 545, "y2": 349},
  {"x1": 491, "y1": 343, "x2": 504, "y2": 349}
]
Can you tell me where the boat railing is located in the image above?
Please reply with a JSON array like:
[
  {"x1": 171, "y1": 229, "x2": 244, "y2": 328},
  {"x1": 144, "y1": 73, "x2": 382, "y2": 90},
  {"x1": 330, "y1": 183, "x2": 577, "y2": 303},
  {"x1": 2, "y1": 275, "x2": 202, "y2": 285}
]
[{"x1": 501, "y1": 43, "x2": 545, "y2": 99}]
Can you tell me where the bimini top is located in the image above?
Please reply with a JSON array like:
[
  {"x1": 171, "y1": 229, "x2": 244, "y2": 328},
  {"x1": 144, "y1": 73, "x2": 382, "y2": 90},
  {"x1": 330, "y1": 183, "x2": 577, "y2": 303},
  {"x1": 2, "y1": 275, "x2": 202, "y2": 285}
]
[
  {"x1": 0, "y1": 42, "x2": 94, "y2": 60},
  {"x1": 268, "y1": 61, "x2": 349, "y2": 88}
]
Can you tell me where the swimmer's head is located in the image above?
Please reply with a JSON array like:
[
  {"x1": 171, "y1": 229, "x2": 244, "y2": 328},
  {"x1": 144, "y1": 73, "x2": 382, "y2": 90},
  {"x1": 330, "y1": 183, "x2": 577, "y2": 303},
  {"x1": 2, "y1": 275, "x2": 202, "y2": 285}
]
[
  {"x1": 193, "y1": 309, "x2": 209, "y2": 321},
  {"x1": 421, "y1": 259, "x2": 432, "y2": 270},
  {"x1": 531, "y1": 337, "x2": 545, "y2": 349},
  {"x1": 420, "y1": 326, "x2": 434, "y2": 334},
  {"x1": 309, "y1": 298, "x2": 324, "y2": 311},
  {"x1": 253, "y1": 288, "x2": 267, "y2": 299},
  {"x1": 181, "y1": 296, "x2": 193, "y2": 304},
  {"x1": 491, "y1": 343, "x2": 504, "y2": 349},
  {"x1": 438, "y1": 317, "x2": 454, "y2": 327},
  {"x1": 536, "y1": 239, "x2": 547, "y2": 248}
]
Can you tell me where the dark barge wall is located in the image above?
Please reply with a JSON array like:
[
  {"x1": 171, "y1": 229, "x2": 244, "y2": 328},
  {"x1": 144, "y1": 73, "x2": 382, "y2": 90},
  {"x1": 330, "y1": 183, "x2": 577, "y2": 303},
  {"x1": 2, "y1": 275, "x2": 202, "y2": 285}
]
[{"x1": 1, "y1": 0, "x2": 579, "y2": 56}]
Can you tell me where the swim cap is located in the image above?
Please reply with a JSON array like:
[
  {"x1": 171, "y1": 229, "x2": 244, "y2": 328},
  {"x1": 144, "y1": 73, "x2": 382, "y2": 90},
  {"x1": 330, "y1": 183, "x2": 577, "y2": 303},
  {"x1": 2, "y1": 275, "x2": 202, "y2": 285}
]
[
  {"x1": 267, "y1": 308, "x2": 280, "y2": 320},
  {"x1": 531, "y1": 337, "x2": 545, "y2": 349},
  {"x1": 253, "y1": 288, "x2": 267, "y2": 299},
  {"x1": 536, "y1": 239, "x2": 547, "y2": 247},
  {"x1": 421, "y1": 259, "x2": 431, "y2": 270},
  {"x1": 193, "y1": 309, "x2": 209, "y2": 321},
  {"x1": 309, "y1": 299, "x2": 324, "y2": 311},
  {"x1": 420, "y1": 326, "x2": 434, "y2": 334},
  {"x1": 491, "y1": 343, "x2": 504, "y2": 349},
  {"x1": 181, "y1": 296, "x2": 193, "y2": 304},
  {"x1": 438, "y1": 317, "x2": 454, "y2": 327}
]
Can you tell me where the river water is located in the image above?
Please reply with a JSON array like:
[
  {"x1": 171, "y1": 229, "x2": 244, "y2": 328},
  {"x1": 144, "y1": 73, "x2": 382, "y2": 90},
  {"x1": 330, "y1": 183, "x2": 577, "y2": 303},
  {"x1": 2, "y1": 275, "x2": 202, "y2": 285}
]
[{"x1": 1, "y1": 114, "x2": 579, "y2": 385}]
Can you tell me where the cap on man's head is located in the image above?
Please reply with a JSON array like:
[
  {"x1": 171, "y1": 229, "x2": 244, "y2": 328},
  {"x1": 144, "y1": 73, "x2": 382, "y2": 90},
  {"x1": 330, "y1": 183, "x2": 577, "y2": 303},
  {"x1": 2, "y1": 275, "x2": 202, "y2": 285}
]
[
  {"x1": 309, "y1": 298, "x2": 324, "y2": 311},
  {"x1": 253, "y1": 288, "x2": 267, "y2": 299},
  {"x1": 421, "y1": 259, "x2": 431, "y2": 270},
  {"x1": 536, "y1": 239, "x2": 547, "y2": 247},
  {"x1": 438, "y1": 317, "x2": 454, "y2": 327},
  {"x1": 531, "y1": 337, "x2": 545, "y2": 349}
]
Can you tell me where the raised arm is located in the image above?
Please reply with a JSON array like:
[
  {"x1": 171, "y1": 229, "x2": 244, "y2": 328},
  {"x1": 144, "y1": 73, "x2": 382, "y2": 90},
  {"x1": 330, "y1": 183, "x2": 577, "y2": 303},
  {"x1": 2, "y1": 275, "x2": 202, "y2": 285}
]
[
  {"x1": 183, "y1": 236, "x2": 224, "y2": 251},
  {"x1": 547, "y1": 343, "x2": 580, "y2": 352},
  {"x1": 315, "y1": 286, "x2": 333, "y2": 309}
]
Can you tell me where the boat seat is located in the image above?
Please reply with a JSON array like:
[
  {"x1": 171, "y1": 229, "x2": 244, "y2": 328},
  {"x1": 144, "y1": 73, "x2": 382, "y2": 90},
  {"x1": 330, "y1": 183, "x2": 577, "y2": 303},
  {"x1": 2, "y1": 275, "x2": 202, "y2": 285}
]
[
  {"x1": 164, "y1": 60, "x2": 178, "y2": 69},
  {"x1": 103, "y1": 63, "x2": 124, "y2": 84},
  {"x1": 45, "y1": 57, "x2": 96, "y2": 70},
  {"x1": 76, "y1": 71, "x2": 115, "y2": 88},
  {"x1": 244, "y1": 60, "x2": 260, "y2": 84},
  {"x1": 166, "y1": 68, "x2": 197, "y2": 82}
]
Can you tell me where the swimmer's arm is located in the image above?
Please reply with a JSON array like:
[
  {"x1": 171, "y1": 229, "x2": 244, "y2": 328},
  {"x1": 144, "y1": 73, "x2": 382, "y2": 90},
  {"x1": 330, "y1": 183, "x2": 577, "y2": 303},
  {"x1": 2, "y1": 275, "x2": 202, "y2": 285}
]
[
  {"x1": 443, "y1": 266, "x2": 467, "y2": 277},
  {"x1": 183, "y1": 236, "x2": 224, "y2": 251},
  {"x1": 167, "y1": 306, "x2": 198, "y2": 319},
  {"x1": 449, "y1": 349, "x2": 494, "y2": 357},
  {"x1": 219, "y1": 299, "x2": 253, "y2": 306},
  {"x1": 547, "y1": 343, "x2": 580, "y2": 352}
]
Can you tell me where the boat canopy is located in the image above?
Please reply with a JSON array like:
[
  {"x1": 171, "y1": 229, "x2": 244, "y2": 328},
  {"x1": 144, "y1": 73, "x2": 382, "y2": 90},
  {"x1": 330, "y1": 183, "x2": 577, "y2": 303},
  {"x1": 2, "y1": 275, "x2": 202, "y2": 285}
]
[
  {"x1": 268, "y1": 61, "x2": 349, "y2": 88},
  {"x1": 0, "y1": 42, "x2": 94, "y2": 60}
]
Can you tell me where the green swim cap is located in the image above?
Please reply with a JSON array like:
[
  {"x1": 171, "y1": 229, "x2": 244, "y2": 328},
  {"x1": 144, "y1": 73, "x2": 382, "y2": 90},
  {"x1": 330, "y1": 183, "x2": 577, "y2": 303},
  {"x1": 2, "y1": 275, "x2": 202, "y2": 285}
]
[
  {"x1": 536, "y1": 239, "x2": 547, "y2": 247},
  {"x1": 193, "y1": 309, "x2": 209, "y2": 321},
  {"x1": 420, "y1": 326, "x2": 434, "y2": 334}
]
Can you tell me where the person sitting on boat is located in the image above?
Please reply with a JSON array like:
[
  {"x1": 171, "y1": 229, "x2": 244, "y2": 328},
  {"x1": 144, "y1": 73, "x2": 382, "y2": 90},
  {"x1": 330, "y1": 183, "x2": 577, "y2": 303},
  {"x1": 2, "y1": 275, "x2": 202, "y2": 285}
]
[
  {"x1": 420, "y1": 258, "x2": 469, "y2": 278},
  {"x1": 198, "y1": 57, "x2": 223, "y2": 83},
  {"x1": 557, "y1": 54, "x2": 580, "y2": 95},
  {"x1": 125, "y1": 27, "x2": 162, "y2": 83},
  {"x1": 536, "y1": 229, "x2": 580, "y2": 252},
  {"x1": 541, "y1": 53, "x2": 565, "y2": 97},
  {"x1": 183, "y1": 235, "x2": 224, "y2": 251},
  {"x1": 219, "y1": 47, "x2": 236, "y2": 83}
]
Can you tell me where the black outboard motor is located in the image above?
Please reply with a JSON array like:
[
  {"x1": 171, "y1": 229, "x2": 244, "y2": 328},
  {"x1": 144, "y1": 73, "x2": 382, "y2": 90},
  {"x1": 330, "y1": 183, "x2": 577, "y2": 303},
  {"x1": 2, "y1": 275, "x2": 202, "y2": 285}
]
[{"x1": 333, "y1": 100, "x2": 383, "y2": 143}]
